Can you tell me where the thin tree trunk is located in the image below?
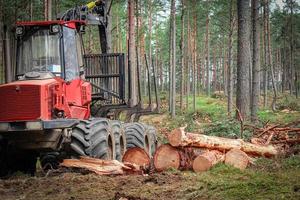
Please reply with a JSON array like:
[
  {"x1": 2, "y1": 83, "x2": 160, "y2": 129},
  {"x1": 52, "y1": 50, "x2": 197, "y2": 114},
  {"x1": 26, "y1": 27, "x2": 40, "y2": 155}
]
[
  {"x1": 128, "y1": 0, "x2": 137, "y2": 107},
  {"x1": 44, "y1": 0, "x2": 52, "y2": 20},
  {"x1": 266, "y1": 1, "x2": 277, "y2": 111},
  {"x1": 180, "y1": 0, "x2": 185, "y2": 111},
  {"x1": 205, "y1": 14, "x2": 210, "y2": 96},
  {"x1": 186, "y1": 7, "x2": 191, "y2": 110},
  {"x1": 236, "y1": 0, "x2": 251, "y2": 119},
  {"x1": 193, "y1": 2, "x2": 197, "y2": 111},
  {"x1": 251, "y1": 0, "x2": 260, "y2": 121},
  {"x1": 227, "y1": 0, "x2": 234, "y2": 114},
  {"x1": 106, "y1": 0, "x2": 112, "y2": 53},
  {"x1": 263, "y1": 0, "x2": 268, "y2": 108},
  {"x1": 170, "y1": 0, "x2": 176, "y2": 118},
  {"x1": 212, "y1": 48, "x2": 216, "y2": 93}
]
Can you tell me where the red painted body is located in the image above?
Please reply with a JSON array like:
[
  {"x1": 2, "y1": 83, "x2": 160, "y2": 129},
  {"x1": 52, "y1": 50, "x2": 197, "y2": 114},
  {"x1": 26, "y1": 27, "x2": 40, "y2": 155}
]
[
  {"x1": 0, "y1": 78, "x2": 91, "y2": 122},
  {"x1": 16, "y1": 20, "x2": 86, "y2": 29}
]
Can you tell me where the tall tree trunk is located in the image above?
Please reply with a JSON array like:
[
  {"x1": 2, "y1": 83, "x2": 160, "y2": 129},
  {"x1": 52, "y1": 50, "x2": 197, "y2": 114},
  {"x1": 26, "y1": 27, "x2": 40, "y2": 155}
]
[
  {"x1": 106, "y1": 0, "x2": 112, "y2": 53},
  {"x1": 263, "y1": 0, "x2": 268, "y2": 108},
  {"x1": 212, "y1": 48, "x2": 216, "y2": 93},
  {"x1": 205, "y1": 14, "x2": 210, "y2": 96},
  {"x1": 148, "y1": 0, "x2": 153, "y2": 66},
  {"x1": 227, "y1": 0, "x2": 234, "y2": 114},
  {"x1": 44, "y1": 0, "x2": 52, "y2": 20},
  {"x1": 186, "y1": 7, "x2": 191, "y2": 110},
  {"x1": 251, "y1": 0, "x2": 260, "y2": 121},
  {"x1": 180, "y1": 0, "x2": 185, "y2": 111},
  {"x1": 265, "y1": 1, "x2": 277, "y2": 111},
  {"x1": 128, "y1": 0, "x2": 137, "y2": 106},
  {"x1": 170, "y1": 0, "x2": 176, "y2": 118},
  {"x1": 193, "y1": 1, "x2": 197, "y2": 111},
  {"x1": 236, "y1": 0, "x2": 251, "y2": 119}
]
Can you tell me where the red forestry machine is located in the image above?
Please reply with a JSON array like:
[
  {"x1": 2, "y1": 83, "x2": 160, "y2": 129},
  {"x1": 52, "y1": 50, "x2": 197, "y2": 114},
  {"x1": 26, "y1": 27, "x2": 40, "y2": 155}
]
[{"x1": 0, "y1": 0, "x2": 159, "y2": 176}]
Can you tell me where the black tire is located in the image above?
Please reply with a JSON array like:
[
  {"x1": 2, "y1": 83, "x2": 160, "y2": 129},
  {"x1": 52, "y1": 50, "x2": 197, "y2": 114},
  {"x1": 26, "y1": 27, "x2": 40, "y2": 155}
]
[
  {"x1": 110, "y1": 120, "x2": 126, "y2": 161},
  {"x1": 40, "y1": 152, "x2": 60, "y2": 172},
  {"x1": 124, "y1": 122, "x2": 157, "y2": 157},
  {"x1": 144, "y1": 124, "x2": 158, "y2": 157},
  {"x1": 70, "y1": 118, "x2": 116, "y2": 160}
]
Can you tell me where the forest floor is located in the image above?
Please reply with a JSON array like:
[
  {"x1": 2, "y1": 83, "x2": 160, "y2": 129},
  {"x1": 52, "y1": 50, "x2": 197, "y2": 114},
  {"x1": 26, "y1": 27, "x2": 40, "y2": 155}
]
[{"x1": 0, "y1": 95, "x2": 300, "y2": 200}]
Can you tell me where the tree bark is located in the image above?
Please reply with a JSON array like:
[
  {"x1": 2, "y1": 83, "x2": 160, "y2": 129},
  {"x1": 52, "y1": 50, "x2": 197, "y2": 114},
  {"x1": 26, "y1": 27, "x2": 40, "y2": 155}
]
[
  {"x1": 170, "y1": 0, "x2": 176, "y2": 118},
  {"x1": 263, "y1": 0, "x2": 268, "y2": 108},
  {"x1": 192, "y1": 1, "x2": 197, "y2": 111},
  {"x1": 44, "y1": 0, "x2": 52, "y2": 20},
  {"x1": 105, "y1": 0, "x2": 112, "y2": 53},
  {"x1": 205, "y1": 14, "x2": 210, "y2": 96},
  {"x1": 168, "y1": 128, "x2": 278, "y2": 157},
  {"x1": 251, "y1": 0, "x2": 261, "y2": 121},
  {"x1": 236, "y1": 0, "x2": 251, "y2": 119},
  {"x1": 266, "y1": 1, "x2": 277, "y2": 111},
  {"x1": 180, "y1": 0, "x2": 185, "y2": 111},
  {"x1": 227, "y1": 0, "x2": 234, "y2": 114},
  {"x1": 128, "y1": 0, "x2": 138, "y2": 106},
  {"x1": 186, "y1": 7, "x2": 191, "y2": 110}
]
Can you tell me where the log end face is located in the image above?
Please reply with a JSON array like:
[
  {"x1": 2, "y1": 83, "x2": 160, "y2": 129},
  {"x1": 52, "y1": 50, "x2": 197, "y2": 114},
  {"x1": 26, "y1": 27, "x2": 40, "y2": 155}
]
[
  {"x1": 192, "y1": 155, "x2": 212, "y2": 172},
  {"x1": 168, "y1": 128, "x2": 184, "y2": 147},
  {"x1": 225, "y1": 148, "x2": 249, "y2": 170},
  {"x1": 122, "y1": 147, "x2": 151, "y2": 167},
  {"x1": 154, "y1": 144, "x2": 180, "y2": 172}
]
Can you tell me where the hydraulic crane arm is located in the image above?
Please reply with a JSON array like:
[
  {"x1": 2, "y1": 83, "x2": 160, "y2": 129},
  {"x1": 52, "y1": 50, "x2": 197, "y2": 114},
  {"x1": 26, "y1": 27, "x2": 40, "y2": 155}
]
[{"x1": 58, "y1": 0, "x2": 108, "y2": 53}]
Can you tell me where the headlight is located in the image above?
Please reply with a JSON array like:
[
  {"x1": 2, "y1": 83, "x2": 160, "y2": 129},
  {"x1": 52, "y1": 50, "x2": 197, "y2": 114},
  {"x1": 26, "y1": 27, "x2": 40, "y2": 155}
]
[
  {"x1": 16, "y1": 26, "x2": 24, "y2": 36},
  {"x1": 50, "y1": 25, "x2": 60, "y2": 34}
]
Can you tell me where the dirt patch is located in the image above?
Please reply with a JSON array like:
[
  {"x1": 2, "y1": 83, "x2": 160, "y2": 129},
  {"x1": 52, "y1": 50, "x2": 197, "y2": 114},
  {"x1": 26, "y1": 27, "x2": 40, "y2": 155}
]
[{"x1": 0, "y1": 172, "x2": 196, "y2": 200}]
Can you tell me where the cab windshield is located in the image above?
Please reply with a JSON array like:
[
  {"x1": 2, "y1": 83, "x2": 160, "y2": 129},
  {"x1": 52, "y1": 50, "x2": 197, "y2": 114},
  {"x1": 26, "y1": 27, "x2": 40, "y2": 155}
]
[{"x1": 17, "y1": 28, "x2": 62, "y2": 76}]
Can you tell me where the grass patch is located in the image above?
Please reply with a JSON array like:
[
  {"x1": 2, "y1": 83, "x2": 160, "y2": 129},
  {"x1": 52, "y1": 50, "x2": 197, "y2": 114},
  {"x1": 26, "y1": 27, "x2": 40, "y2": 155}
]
[
  {"x1": 258, "y1": 109, "x2": 300, "y2": 124},
  {"x1": 182, "y1": 156, "x2": 300, "y2": 200}
]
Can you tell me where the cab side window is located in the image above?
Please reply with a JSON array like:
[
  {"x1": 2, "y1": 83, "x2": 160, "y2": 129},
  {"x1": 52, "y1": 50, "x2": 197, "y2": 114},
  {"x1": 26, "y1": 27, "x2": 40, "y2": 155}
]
[{"x1": 63, "y1": 27, "x2": 79, "y2": 81}]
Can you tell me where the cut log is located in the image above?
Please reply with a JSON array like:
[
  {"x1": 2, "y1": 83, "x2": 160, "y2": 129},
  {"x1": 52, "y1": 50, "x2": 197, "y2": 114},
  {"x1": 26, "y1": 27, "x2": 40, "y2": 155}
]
[
  {"x1": 122, "y1": 147, "x2": 150, "y2": 168},
  {"x1": 192, "y1": 150, "x2": 224, "y2": 172},
  {"x1": 61, "y1": 157, "x2": 142, "y2": 175},
  {"x1": 153, "y1": 144, "x2": 207, "y2": 171},
  {"x1": 169, "y1": 128, "x2": 278, "y2": 157},
  {"x1": 225, "y1": 148, "x2": 249, "y2": 170},
  {"x1": 153, "y1": 144, "x2": 180, "y2": 171}
]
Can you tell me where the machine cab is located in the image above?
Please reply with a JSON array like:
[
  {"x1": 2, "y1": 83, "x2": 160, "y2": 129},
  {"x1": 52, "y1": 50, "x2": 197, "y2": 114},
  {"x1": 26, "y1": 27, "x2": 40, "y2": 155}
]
[{"x1": 15, "y1": 21, "x2": 85, "y2": 81}]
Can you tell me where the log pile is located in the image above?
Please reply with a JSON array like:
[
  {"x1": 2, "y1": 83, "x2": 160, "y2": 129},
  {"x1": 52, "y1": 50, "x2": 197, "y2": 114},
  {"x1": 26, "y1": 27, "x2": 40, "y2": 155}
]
[
  {"x1": 61, "y1": 121, "x2": 299, "y2": 175},
  {"x1": 153, "y1": 127, "x2": 283, "y2": 172}
]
